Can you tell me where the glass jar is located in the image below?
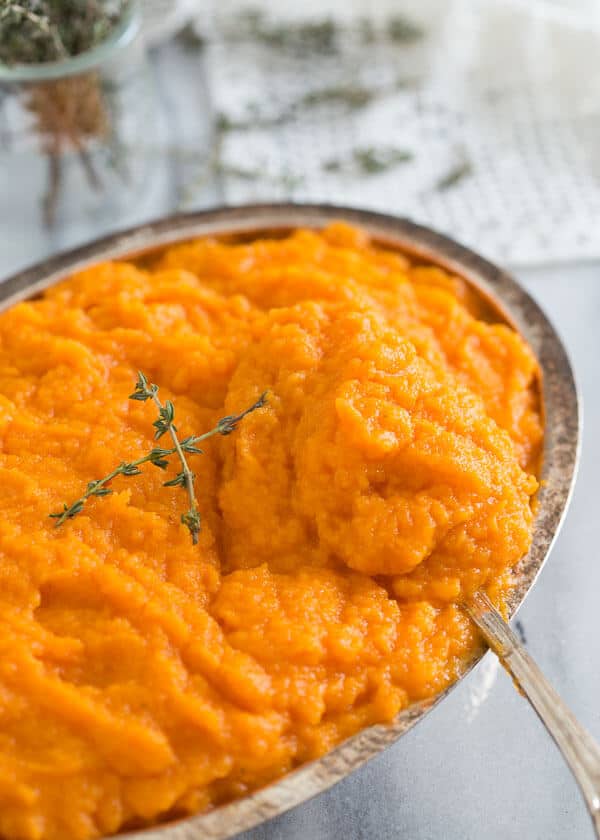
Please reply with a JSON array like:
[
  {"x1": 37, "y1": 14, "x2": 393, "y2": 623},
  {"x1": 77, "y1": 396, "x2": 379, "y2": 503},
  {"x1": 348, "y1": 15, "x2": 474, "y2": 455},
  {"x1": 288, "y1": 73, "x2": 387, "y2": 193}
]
[{"x1": 0, "y1": 2, "x2": 158, "y2": 266}]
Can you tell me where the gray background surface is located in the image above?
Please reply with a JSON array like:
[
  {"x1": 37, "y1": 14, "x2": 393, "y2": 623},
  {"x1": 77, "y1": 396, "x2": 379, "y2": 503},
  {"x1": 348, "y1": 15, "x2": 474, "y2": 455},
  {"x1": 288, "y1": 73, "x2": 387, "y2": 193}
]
[{"x1": 1, "y1": 36, "x2": 599, "y2": 840}]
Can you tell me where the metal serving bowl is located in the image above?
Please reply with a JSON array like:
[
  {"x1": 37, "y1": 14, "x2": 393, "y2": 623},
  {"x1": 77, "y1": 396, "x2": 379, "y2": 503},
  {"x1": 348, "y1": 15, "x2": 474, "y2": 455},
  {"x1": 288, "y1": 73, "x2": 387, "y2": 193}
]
[{"x1": 2, "y1": 204, "x2": 580, "y2": 840}]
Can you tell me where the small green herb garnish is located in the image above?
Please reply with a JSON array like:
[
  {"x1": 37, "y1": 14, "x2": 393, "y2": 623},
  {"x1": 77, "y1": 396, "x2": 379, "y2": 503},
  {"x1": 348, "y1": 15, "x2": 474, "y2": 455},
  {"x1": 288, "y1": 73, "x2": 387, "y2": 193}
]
[
  {"x1": 322, "y1": 158, "x2": 342, "y2": 173},
  {"x1": 50, "y1": 372, "x2": 268, "y2": 544},
  {"x1": 299, "y1": 84, "x2": 375, "y2": 111},
  {"x1": 353, "y1": 146, "x2": 414, "y2": 174},
  {"x1": 228, "y1": 9, "x2": 337, "y2": 54},
  {"x1": 176, "y1": 22, "x2": 206, "y2": 51},
  {"x1": 215, "y1": 84, "x2": 374, "y2": 136},
  {"x1": 434, "y1": 160, "x2": 474, "y2": 192},
  {"x1": 386, "y1": 14, "x2": 424, "y2": 44},
  {"x1": 323, "y1": 145, "x2": 414, "y2": 176}
]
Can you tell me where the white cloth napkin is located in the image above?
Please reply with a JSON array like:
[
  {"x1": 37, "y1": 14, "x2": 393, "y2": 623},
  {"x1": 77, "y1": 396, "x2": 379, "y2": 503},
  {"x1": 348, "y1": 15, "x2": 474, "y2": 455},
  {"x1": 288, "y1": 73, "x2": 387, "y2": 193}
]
[{"x1": 188, "y1": 0, "x2": 600, "y2": 266}]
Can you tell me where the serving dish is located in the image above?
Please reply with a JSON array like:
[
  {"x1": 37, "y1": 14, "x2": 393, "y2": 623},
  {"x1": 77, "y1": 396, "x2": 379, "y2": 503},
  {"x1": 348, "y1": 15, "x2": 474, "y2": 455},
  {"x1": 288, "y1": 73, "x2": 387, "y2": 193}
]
[{"x1": 1, "y1": 203, "x2": 580, "y2": 840}]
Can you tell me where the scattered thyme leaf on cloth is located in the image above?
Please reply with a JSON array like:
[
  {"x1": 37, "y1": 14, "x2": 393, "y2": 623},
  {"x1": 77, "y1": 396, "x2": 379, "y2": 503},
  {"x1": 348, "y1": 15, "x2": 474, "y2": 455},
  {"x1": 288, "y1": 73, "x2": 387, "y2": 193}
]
[
  {"x1": 433, "y1": 160, "x2": 474, "y2": 191},
  {"x1": 324, "y1": 146, "x2": 414, "y2": 176}
]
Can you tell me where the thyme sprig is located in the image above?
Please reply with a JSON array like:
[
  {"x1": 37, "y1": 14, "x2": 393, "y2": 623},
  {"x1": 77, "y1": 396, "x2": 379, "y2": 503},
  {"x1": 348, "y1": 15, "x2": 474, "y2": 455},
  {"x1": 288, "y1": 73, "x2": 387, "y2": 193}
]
[{"x1": 50, "y1": 372, "x2": 268, "y2": 544}]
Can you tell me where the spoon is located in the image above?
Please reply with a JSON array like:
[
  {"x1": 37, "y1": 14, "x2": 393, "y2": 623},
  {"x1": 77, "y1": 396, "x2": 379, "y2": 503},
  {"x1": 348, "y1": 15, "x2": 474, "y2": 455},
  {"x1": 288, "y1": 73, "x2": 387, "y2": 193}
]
[{"x1": 466, "y1": 591, "x2": 600, "y2": 837}]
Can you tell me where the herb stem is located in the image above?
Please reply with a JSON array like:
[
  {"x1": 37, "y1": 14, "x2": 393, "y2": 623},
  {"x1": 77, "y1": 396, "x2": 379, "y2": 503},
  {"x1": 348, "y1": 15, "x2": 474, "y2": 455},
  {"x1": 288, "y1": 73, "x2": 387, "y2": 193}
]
[
  {"x1": 50, "y1": 448, "x2": 165, "y2": 528},
  {"x1": 149, "y1": 389, "x2": 200, "y2": 545}
]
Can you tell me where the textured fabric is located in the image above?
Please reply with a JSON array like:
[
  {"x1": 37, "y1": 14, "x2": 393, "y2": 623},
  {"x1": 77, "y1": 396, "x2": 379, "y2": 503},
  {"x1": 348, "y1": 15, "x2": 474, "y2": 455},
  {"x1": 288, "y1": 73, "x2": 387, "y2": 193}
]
[{"x1": 183, "y1": 0, "x2": 600, "y2": 265}]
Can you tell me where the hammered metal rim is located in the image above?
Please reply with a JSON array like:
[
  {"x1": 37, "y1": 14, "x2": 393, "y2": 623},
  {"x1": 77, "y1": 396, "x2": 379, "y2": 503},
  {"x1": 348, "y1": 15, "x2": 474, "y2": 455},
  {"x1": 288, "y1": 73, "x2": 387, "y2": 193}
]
[{"x1": 0, "y1": 203, "x2": 581, "y2": 840}]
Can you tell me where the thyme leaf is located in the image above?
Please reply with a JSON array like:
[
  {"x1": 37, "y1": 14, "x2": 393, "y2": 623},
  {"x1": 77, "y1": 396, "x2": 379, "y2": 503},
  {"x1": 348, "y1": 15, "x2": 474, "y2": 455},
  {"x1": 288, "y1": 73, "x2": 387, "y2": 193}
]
[
  {"x1": 299, "y1": 85, "x2": 375, "y2": 111},
  {"x1": 323, "y1": 145, "x2": 414, "y2": 176},
  {"x1": 386, "y1": 14, "x2": 424, "y2": 44},
  {"x1": 434, "y1": 160, "x2": 474, "y2": 192}
]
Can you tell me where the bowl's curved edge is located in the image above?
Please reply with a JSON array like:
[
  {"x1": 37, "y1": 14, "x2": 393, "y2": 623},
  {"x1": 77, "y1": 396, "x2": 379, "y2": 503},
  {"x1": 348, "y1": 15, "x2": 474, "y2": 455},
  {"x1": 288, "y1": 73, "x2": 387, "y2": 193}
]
[{"x1": 0, "y1": 203, "x2": 581, "y2": 840}]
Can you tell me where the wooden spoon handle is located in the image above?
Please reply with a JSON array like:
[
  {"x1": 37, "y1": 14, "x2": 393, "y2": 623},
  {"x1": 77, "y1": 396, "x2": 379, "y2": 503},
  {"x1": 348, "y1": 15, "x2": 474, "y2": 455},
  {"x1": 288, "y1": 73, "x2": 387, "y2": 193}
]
[{"x1": 466, "y1": 591, "x2": 600, "y2": 838}]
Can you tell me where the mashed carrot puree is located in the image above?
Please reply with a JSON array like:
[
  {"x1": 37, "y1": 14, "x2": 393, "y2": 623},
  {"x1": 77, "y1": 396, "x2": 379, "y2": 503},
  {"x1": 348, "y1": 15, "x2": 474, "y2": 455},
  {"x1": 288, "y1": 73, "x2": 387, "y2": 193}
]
[{"x1": 0, "y1": 224, "x2": 541, "y2": 839}]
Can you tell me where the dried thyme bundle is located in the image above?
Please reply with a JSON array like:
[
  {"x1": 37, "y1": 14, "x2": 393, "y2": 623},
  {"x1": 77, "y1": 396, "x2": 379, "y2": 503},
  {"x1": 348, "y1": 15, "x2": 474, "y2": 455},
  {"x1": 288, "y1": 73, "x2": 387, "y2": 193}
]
[
  {"x1": 0, "y1": 0, "x2": 128, "y2": 225},
  {"x1": 0, "y1": 1, "x2": 125, "y2": 65}
]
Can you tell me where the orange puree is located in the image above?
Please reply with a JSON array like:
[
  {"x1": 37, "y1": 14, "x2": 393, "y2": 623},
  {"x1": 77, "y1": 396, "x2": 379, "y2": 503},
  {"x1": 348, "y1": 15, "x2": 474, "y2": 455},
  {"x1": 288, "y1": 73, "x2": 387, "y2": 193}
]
[{"x1": 0, "y1": 224, "x2": 541, "y2": 839}]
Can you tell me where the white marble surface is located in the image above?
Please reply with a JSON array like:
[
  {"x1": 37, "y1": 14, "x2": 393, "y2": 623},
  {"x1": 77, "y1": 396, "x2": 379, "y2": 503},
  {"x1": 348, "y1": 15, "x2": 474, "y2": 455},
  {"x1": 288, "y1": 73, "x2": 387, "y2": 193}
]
[{"x1": 1, "y1": 31, "x2": 599, "y2": 840}]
